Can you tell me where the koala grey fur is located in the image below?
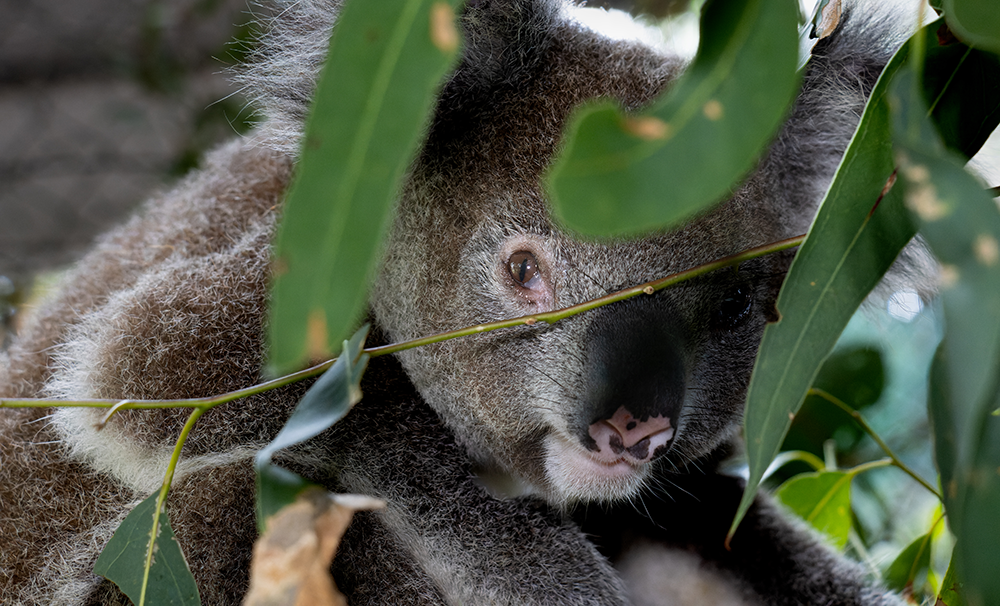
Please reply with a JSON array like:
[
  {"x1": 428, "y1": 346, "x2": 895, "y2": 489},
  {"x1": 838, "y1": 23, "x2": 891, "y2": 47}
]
[{"x1": 0, "y1": 0, "x2": 911, "y2": 604}]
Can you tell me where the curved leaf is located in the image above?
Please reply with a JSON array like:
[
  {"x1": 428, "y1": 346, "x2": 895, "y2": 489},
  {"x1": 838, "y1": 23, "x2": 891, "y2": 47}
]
[
  {"x1": 547, "y1": 0, "x2": 800, "y2": 236},
  {"x1": 732, "y1": 29, "x2": 918, "y2": 539},
  {"x1": 884, "y1": 530, "x2": 934, "y2": 594},
  {"x1": 256, "y1": 327, "x2": 369, "y2": 530},
  {"x1": 267, "y1": 0, "x2": 461, "y2": 374}
]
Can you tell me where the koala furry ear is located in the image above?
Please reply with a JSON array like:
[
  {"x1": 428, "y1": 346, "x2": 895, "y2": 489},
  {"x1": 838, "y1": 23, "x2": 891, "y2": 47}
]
[{"x1": 455, "y1": 0, "x2": 561, "y2": 89}]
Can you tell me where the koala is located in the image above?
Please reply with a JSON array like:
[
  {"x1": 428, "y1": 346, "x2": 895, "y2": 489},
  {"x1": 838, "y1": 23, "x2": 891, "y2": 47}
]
[{"x1": 0, "y1": 0, "x2": 912, "y2": 604}]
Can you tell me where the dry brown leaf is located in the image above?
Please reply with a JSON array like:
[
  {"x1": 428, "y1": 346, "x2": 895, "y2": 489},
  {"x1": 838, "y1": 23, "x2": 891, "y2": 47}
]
[{"x1": 244, "y1": 488, "x2": 385, "y2": 606}]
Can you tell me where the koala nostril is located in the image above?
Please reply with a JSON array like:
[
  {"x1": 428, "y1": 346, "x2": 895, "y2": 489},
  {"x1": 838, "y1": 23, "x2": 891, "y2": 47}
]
[{"x1": 587, "y1": 407, "x2": 674, "y2": 462}]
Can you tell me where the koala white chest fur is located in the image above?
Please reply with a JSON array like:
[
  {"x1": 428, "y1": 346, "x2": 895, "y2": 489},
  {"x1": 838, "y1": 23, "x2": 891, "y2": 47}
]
[{"x1": 0, "y1": 0, "x2": 911, "y2": 604}]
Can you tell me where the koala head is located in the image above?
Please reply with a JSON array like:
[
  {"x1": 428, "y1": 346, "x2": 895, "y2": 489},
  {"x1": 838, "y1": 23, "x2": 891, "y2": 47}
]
[{"x1": 368, "y1": 1, "x2": 809, "y2": 506}]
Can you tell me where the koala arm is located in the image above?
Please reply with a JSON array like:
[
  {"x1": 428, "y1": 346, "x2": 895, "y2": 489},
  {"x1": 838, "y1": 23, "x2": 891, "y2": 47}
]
[{"x1": 291, "y1": 352, "x2": 631, "y2": 606}]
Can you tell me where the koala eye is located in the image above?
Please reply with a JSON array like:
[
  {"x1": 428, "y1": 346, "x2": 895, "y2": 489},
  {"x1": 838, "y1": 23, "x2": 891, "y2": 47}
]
[
  {"x1": 508, "y1": 251, "x2": 542, "y2": 289},
  {"x1": 714, "y1": 285, "x2": 753, "y2": 329}
]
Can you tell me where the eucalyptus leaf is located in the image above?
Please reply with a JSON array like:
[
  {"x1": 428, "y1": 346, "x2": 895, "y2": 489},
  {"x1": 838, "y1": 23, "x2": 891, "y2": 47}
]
[
  {"x1": 732, "y1": 29, "x2": 918, "y2": 539},
  {"x1": 547, "y1": 0, "x2": 800, "y2": 236},
  {"x1": 942, "y1": 0, "x2": 1000, "y2": 55},
  {"x1": 256, "y1": 326, "x2": 370, "y2": 531},
  {"x1": 775, "y1": 470, "x2": 852, "y2": 549},
  {"x1": 892, "y1": 57, "x2": 1000, "y2": 606},
  {"x1": 93, "y1": 493, "x2": 201, "y2": 606},
  {"x1": 267, "y1": 0, "x2": 461, "y2": 373},
  {"x1": 884, "y1": 530, "x2": 933, "y2": 594}
]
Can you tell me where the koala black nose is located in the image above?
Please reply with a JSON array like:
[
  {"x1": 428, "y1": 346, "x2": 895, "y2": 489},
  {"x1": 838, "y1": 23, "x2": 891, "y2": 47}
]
[{"x1": 580, "y1": 297, "x2": 685, "y2": 461}]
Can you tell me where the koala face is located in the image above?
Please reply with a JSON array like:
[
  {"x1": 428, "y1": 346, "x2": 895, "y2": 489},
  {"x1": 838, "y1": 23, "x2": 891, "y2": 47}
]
[{"x1": 372, "y1": 166, "x2": 793, "y2": 505}]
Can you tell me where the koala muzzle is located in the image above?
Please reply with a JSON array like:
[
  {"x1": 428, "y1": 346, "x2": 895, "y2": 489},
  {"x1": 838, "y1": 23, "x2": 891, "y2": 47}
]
[{"x1": 580, "y1": 297, "x2": 686, "y2": 464}]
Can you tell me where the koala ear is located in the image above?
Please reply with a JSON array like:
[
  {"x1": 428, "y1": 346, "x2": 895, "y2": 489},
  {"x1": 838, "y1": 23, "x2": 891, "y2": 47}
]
[{"x1": 456, "y1": 0, "x2": 560, "y2": 90}]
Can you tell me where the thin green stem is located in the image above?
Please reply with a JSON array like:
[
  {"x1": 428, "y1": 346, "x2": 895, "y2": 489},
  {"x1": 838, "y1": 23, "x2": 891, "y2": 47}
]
[
  {"x1": 765, "y1": 449, "x2": 826, "y2": 478},
  {"x1": 810, "y1": 387, "x2": 943, "y2": 500},
  {"x1": 845, "y1": 457, "x2": 893, "y2": 476},
  {"x1": 2, "y1": 233, "x2": 805, "y2": 414},
  {"x1": 139, "y1": 406, "x2": 206, "y2": 606}
]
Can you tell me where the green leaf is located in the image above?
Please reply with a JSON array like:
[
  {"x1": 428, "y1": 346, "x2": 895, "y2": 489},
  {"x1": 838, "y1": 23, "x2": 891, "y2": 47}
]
[
  {"x1": 267, "y1": 0, "x2": 461, "y2": 374},
  {"x1": 732, "y1": 30, "x2": 919, "y2": 539},
  {"x1": 775, "y1": 470, "x2": 852, "y2": 549},
  {"x1": 94, "y1": 493, "x2": 201, "y2": 606},
  {"x1": 255, "y1": 326, "x2": 370, "y2": 531},
  {"x1": 891, "y1": 51, "x2": 1000, "y2": 606},
  {"x1": 942, "y1": 0, "x2": 1000, "y2": 55},
  {"x1": 938, "y1": 548, "x2": 968, "y2": 606},
  {"x1": 922, "y1": 22, "x2": 1000, "y2": 159},
  {"x1": 783, "y1": 346, "x2": 885, "y2": 456},
  {"x1": 547, "y1": 0, "x2": 800, "y2": 236},
  {"x1": 884, "y1": 531, "x2": 934, "y2": 594}
]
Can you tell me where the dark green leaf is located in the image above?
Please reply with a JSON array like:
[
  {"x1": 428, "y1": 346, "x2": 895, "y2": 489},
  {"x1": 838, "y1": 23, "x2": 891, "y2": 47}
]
[
  {"x1": 94, "y1": 493, "x2": 201, "y2": 606},
  {"x1": 942, "y1": 0, "x2": 1000, "y2": 54},
  {"x1": 923, "y1": 22, "x2": 1000, "y2": 159},
  {"x1": 547, "y1": 0, "x2": 800, "y2": 236},
  {"x1": 892, "y1": 53, "x2": 1000, "y2": 606},
  {"x1": 775, "y1": 470, "x2": 852, "y2": 549},
  {"x1": 255, "y1": 326, "x2": 369, "y2": 531},
  {"x1": 783, "y1": 346, "x2": 885, "y2": 457},
  {"x1": 884, "y1": 530, "x2": 933, "y2": 594},
  {"x1": 267, "y1": 0, "x2": 461, "y2": 373},
  {"x1": 732, "y1": 32, "x2": 918, "y2": 538}
]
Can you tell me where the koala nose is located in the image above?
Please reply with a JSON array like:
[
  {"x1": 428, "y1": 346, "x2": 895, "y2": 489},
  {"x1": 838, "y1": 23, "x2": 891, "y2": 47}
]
[
  {"x1": 588, "y1": 407, "x2": 674, "y2": 462},
  {"x1": 580, "y1": 296, "x2": 686, "y2": 461}
]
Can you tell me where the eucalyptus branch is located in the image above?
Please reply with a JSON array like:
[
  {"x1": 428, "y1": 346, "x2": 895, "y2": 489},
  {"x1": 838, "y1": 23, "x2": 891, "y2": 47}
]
[
  {"x1": 2, "y1": 233, "x2": 805, "y2": 415},
  {"x1": 810, "y1": 387, "x2": 943, "y2": 500},
  {"x1": 140, "y1": 406, "x2": 206, "y2": 606},
  {"x1": 355, "y1": 232, "x2": 804, "y2": 357},
  {"x1": 844, "y1": 457, "x2": 893, "y2": 476}
]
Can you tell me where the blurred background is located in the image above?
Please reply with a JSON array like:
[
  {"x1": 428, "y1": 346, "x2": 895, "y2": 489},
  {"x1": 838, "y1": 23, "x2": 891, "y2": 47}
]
[{"x1": 0, "y1": 0, "x2": 263, "y2": 342}]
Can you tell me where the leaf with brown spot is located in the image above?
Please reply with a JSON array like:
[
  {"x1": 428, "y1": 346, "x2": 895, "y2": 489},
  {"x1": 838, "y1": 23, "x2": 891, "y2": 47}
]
[{"x1": 430, "y1": 2, "x2": 459, "y2": 53}]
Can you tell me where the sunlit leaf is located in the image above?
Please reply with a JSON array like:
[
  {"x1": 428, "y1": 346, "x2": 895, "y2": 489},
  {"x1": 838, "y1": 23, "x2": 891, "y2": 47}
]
[
  {"x1": 776, "y1": 470, "x2": 852, "y2": 549},
  {"x1": 256, "y1": 327, "x2": 370, "y2": 531},
  {"x1": 547, "y1": 0, "x2": 800, "y2": 236},
  {"x1": 93, "y1": 493, "x2": 201, "y2": 606},
  {"x1": 267, "y1": 0, "x2": 461, "y2": 373}
]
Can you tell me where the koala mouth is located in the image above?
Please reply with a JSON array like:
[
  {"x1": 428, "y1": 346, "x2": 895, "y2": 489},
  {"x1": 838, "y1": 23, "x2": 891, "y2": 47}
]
[{"x1": 543, "y1": 429, "x2": 657, "y2": 502}]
